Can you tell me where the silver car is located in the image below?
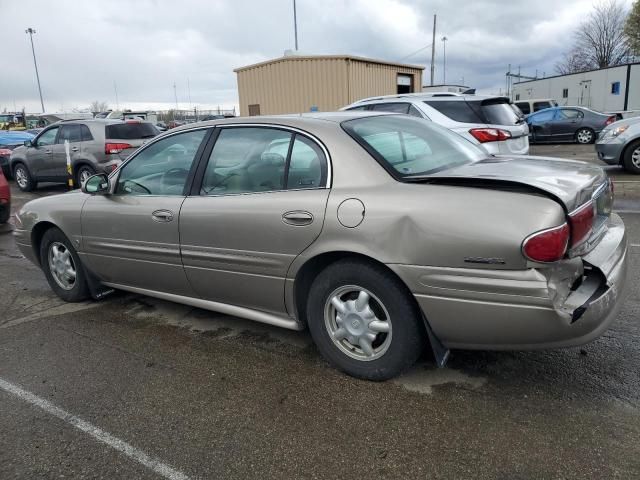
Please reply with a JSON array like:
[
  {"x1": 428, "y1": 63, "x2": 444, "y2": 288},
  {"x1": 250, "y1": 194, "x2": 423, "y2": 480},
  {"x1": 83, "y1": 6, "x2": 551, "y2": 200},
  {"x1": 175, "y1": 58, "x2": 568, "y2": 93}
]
[
  {"x1": 10, "y1": 119, "x2": 159, "y2": 191},
  {"x1": 342, "y1": 93, "x2": 530, "y2": 155},
  {"x1": 14, "y1": 112, "x2": 628, "y2": 380},
  {"x1": 596, "y1": 116, "x2": 640, "y2": 174}
]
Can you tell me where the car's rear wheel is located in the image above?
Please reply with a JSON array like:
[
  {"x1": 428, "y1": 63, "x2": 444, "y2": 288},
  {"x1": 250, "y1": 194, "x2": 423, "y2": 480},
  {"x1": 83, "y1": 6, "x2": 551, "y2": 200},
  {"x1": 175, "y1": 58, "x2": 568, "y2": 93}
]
[
  {"x1": 576, "y1": 127, "x2": 595, "y2": 144},
  {"x1": 13, "y1": 163, "x2": 37, "y2": 192},
  {"x1": 622, "y1": 140, "x2": 640, "y2": 174},
  {"x1": 76, "y1": 165, "x2": 96, "y2": 187},
  {"x1": 306, "y1": 259, "x2": 425, "y2": 381},
  {"x1": 40, "y1": 227, "x2": 90, "y2": 302}
]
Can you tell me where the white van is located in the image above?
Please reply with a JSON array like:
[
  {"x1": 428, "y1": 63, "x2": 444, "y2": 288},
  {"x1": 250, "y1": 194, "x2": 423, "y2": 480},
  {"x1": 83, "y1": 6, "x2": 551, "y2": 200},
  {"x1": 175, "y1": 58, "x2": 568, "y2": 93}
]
[{"x1": 514, "y1": 99, "x2": 558, "y2": 116}]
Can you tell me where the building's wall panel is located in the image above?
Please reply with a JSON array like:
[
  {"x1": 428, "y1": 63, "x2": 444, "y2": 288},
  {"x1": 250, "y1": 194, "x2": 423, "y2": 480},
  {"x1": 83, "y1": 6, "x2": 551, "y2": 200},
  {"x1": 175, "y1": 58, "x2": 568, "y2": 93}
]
[
  {"x1": 627, "y1": 64, "x2": 640, "y2": 112},
  {"x1": 347, "y1": 60, "x2": 422, "y2": 103},
  {"x1": 512, "y1": 65, "x2": 633, "y2": 113},
  {"x1": 237, "y1": 58, "x2": 423, "y2": 116}
]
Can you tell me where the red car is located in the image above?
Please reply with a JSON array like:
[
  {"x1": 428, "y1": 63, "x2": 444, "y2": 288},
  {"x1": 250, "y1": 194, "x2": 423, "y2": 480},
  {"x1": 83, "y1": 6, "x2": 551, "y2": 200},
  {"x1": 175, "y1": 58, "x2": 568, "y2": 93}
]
[{"x1": 0, "y1": 167, "x2": 10, "y2": 224}]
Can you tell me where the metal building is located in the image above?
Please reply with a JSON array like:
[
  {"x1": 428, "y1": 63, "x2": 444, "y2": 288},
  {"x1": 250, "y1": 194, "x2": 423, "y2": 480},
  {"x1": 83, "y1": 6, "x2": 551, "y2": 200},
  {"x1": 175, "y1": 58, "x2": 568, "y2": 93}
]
[
  {"x1": 512, "y1": 62, "x2": 640, "y2": 116},
  {"x1": 234, "y1": 53, "x2": 424, "y2": 116}
]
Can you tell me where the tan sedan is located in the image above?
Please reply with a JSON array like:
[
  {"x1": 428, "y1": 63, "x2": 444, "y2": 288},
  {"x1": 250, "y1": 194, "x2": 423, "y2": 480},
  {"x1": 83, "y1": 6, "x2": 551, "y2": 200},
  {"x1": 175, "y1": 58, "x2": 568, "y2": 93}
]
[{"x1": 14, "y1": 112, "x2": 629, "y2": 380}]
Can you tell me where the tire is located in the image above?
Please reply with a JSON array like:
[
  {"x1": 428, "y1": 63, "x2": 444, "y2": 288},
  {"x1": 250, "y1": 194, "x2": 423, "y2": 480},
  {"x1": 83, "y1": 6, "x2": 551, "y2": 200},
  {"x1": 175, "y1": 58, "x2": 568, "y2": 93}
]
[
  {"x1": 0, "y1": 203, "x2": 9, "y2": 224},
  {"x1": 76, "y1": 164, "x2": 96, "y2": 187},
  {"x1": 622, "y1": 140, "x2": 640, "y2": 174},
  {"x1": 13, "y1": 163, "x2": 37, "y2": 192},
  {"x1": 306, "y1": 259, "x2": 425, "y2": 381},
  {"x1": 1, "y1": 164, "x2": 12, "y2": 180},
  {"x1": 39, "y1": 227, "x2": 90, "y2": 302},
  {"x1": 575, "y1": 127, "x2": 595, "y2": 144}
]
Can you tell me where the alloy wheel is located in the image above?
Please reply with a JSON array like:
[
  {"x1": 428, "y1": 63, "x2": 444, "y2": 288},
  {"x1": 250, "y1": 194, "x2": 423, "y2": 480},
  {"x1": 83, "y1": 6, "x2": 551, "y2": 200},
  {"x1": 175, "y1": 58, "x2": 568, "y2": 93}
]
[
  {"x1": 15, "y1": 167, "x2": 28, "y2": 189},
  {"x1": 323, "y1": 285, "x2": 392, "y2": 361},
  {"x1": 79, "y1": 169, "x2": 92, "y2": 185},
  {"x1": 48, "y1": 242, "x2": 77, "y2": 290}
]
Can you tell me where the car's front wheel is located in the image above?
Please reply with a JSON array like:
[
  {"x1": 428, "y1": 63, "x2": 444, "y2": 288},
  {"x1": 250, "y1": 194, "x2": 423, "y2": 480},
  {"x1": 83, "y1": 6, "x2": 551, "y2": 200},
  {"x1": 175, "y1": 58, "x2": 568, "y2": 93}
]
[
  {"x1": 622, "y1": 140, "x2": 640, "y2": 174},
  {"x1": 576, "y1": 127, "x2": 595, "y2": 144},
  {"x1": 13, "y1": 163, "x2": 36, "y2": 192},
  {"x1": 307, "y1": 259, "x2": 425, "y2": 381},
  {"x1": 76, "y1": 165, "x2": 96, "y2": 187},
  {"x1": 40, "y1": 227, "x2": 90, "y2": 302}
]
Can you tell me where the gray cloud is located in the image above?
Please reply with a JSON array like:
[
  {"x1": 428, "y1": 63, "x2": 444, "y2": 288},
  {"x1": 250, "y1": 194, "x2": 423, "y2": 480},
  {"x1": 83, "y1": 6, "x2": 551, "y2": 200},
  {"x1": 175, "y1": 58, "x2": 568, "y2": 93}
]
[{"x1": 0, "y1": 0, "x2": 633, "y2": 113}]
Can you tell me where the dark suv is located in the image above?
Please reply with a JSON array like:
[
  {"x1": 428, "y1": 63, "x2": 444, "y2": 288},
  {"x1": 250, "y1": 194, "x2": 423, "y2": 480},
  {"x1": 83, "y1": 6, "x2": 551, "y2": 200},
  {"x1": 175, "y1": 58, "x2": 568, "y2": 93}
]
[{"x1": 10, "y1": 119, "x2": 159, "y2": 191}]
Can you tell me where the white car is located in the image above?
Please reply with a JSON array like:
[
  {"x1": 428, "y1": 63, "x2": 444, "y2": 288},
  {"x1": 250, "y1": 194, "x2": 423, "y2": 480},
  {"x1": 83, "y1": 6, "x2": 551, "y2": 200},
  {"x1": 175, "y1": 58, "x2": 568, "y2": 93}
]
[{"x1": 342, "y1": 92, "x2": 530, "y2": 155}]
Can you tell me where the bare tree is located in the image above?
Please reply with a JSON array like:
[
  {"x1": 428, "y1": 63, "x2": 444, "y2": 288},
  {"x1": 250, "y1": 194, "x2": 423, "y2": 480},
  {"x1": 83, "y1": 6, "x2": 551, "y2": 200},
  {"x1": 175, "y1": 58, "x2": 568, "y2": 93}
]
[
  {"x1": 556, "y1": 0, "x2": 630, "y2": 74},
  {"x1": 555, "y1": 47, "x2": 592, "y2": 75},
  {"x1": 89, "y1": 101, "x2": 109, "y2": 114}
]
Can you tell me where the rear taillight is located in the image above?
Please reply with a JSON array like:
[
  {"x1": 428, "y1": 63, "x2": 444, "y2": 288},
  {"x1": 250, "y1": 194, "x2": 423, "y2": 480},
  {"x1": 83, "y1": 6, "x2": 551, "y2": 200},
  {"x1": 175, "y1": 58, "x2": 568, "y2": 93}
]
[
  {"x1": 605, "y1": 116, "x2": 616, "y2": 126},
  {"x1": 105, "y1": 142, "x2": 132, "y2": 154},
  {"x1": 469, "y1": 128, "x2": 512, "y2": 143},
  {"x1": 522, "y1": 223, "x2": 570, "y2": 262},
  {"x1": 0, "y1": 148, "x2": 12, "y2": 156},
  {"x1": 568, "y1": 201, "x2": 595, "y2": 247}
]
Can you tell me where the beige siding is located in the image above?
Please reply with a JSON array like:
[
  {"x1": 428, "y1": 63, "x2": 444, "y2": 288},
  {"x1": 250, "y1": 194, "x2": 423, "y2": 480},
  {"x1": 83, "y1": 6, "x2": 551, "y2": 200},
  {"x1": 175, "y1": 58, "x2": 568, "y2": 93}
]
[
  {"x1": 347, "y1": 60, "x2": 422, "y2": 104},
  {"x1": 236, "y1": 56, "x2": 424, "y2": 116}
]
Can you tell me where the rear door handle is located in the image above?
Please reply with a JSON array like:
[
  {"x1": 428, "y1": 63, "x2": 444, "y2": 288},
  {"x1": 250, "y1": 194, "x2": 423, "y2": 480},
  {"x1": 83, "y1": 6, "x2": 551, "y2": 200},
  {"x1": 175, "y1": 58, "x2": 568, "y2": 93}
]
[
  {"x1": 71, "y1": 146, "x2": 79, "y2": 152},
  {"x1": 44, "y1": 149, "x2": 52, "y2": 154},
  {"x1": 282, "y1": 210, "x2": 314, "y2": 226},
  {"x1": 151, "y1": 209, "x2": 174, "y2": 222}
]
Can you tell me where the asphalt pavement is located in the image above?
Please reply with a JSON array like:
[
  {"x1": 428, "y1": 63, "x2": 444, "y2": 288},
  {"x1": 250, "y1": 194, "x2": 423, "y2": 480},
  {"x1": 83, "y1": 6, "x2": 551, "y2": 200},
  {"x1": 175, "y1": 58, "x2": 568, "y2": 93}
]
[{"x1": 1, "y1": 163, "x2": 640, "y2": 479}]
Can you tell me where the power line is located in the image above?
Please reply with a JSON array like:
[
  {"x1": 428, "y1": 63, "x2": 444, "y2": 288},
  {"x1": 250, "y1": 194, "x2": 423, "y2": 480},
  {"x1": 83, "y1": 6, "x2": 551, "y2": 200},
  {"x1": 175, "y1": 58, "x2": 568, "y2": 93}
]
[{"x1": 398, "y1": 43, "x2": 433, "y2": 62}]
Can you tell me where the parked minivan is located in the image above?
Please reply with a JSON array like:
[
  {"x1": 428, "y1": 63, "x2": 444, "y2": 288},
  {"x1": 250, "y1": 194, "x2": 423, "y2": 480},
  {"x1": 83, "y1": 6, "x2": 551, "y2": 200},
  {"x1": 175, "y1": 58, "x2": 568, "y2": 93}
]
[
  {"x1": 10, "y1": 119, "x2": 159, "y2": 191},
  {"x1": 514, "y1": 98, "x2": 558, "y2": 116},
  {"x1": 342, "y1": 93, "x2": 530, "y2": 155}
]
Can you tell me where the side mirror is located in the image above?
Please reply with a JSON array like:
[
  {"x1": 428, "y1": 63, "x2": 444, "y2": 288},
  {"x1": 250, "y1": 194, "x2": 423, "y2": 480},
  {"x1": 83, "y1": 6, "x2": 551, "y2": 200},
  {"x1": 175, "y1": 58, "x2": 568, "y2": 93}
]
[
  {"x1": 82, "y1": 173, "x2": 110, "y2": 195},
  {"x1": 24, "y1": 140, "x2": 33, "y2": 147}
]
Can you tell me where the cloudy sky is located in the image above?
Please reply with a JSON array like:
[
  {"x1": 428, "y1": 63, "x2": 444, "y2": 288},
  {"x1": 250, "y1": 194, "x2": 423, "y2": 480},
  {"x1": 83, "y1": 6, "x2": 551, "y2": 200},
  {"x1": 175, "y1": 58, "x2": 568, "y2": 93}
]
[{"x1": 0, "y1": 0, "x2": 634, "y2": 113}]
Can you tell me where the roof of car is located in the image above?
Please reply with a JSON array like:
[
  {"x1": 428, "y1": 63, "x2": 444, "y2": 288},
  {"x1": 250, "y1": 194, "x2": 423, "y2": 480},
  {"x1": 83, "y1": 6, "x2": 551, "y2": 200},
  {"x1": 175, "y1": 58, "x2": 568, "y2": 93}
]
[
  {"x1": 168, "y1": 111, "x2": 390, "y2": 132},
  {"x1": 351, "y1": 93, "x2": 508, "y2": 105}
]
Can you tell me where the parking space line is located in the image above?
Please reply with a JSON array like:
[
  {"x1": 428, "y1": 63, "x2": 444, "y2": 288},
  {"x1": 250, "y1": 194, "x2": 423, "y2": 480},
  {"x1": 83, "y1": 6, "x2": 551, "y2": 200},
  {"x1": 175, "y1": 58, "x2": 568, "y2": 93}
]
[{"x1": 0, "y1": 377, "x2": 191, "y2": 480}]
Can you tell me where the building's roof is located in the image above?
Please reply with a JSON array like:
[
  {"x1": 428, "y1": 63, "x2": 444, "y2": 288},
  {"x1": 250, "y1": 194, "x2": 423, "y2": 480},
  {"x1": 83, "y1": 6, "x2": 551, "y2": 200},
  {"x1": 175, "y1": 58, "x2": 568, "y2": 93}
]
[
  {"x1": 514, "y1": 61, "x2": 640, "y2": 85},
  {"x1": 234, "y1": 54, "x2": 425, "y2": 73}
]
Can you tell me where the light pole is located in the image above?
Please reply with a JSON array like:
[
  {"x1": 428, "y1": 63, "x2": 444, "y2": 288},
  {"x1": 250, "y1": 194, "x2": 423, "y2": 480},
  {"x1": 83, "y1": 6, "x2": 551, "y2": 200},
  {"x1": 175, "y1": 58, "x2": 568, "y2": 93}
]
[
  {"x1": 441, "y1": 36, "x2": 448, "y2": 85},
  {"x1": 25, "y1": 28, "x2": 45, "y2": 113},
  {"x1": 293, "y1": 0, "x2": 299, "y2": 50}
]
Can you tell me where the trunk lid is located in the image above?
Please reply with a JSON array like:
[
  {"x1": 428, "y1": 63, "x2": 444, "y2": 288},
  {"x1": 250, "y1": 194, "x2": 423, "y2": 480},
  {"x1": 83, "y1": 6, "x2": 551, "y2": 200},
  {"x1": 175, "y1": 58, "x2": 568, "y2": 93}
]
[{"x1": 422, "y1": 155, "x2": 608, "y2": 212}]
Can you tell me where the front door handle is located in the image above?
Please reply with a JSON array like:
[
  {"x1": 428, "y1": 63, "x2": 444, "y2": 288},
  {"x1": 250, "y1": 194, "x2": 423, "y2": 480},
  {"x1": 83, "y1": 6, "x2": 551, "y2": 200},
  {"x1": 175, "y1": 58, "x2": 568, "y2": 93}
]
[
  {"x1": 282, "y1": 210, "x2": 314, "y2": 226},
  {"x1": 44, "y1": 149, "x2": 52, "y2": 154},
  {"x1": 151, "y1": 209, "x2": 174, "y2": 222}
]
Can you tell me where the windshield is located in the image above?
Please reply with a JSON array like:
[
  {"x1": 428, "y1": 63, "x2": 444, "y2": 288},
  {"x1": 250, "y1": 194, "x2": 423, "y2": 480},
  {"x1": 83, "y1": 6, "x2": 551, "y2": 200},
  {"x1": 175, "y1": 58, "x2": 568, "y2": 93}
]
[{"x1": 342, "y1": 115, "x2": 486, "y2": 178}]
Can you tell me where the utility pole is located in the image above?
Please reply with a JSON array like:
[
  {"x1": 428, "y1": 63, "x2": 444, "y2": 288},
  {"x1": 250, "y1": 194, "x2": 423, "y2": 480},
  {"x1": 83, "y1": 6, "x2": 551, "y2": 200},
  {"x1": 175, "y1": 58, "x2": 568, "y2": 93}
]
[
  {"x1": 293, "y1": 0, "x2": 299, "y2": 50},
  {"x1": 441, "y1": 36, "x2": 448, "y2": 84},
  {"x1": 113, "y1": 81, "x2": 119, "y2": 111},
  {"x1": 430, "y1": 15, "x2": 436, "y2": 86},
  {"x1": 25, "y1": 28, "x2": 45, "y2": 113},
  {"x1": 173, "y1": 82, "x2": 179, "y2": 120}
]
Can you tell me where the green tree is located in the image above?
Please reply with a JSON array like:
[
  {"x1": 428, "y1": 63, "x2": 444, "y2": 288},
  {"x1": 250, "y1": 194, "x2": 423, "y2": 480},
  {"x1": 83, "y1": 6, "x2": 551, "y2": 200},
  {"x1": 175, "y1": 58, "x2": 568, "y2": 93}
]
[{"x1": 625, "y1": 0, "x2": 640, "y2": 55}]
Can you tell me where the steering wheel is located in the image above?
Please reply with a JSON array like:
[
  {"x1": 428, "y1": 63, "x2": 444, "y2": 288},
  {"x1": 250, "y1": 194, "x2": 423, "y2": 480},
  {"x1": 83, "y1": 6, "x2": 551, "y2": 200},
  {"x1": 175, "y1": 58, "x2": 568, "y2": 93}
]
[
  {"x1": 123, "y1": 180, "x2": 151, "y2": 195},
  {"x1": 162, "y1": 167, "x2": 189, "y2": 187}
]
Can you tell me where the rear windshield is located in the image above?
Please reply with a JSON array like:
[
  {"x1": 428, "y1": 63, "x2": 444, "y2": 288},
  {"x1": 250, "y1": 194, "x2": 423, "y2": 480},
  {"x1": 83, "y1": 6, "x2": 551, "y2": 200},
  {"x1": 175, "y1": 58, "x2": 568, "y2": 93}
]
[
  {"x1": 479, "y1": 99, "x2": 521, "y2": 125},
  {"x1": 424, "y1": 100, "x2": 482, "y2": 123},
  {"x1": 342, "y1": 115, "x2": 485, "y2": 179},
  {"x1": 106, "y1": 122, "x2": 158, "y2": 140},
  {"x1": 425, "y1": 99, "x2": 520, "y2": 126}
]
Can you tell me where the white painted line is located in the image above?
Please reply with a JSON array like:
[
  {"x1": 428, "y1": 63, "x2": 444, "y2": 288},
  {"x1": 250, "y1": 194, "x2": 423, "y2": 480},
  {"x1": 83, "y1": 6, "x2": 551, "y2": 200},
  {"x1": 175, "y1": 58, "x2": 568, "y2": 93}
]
[
  {"x1": 631, "y1": 243, "x2": 640, "y2": 247},
  {"x1": 0, "y1": 377, "x2": 191, "y2": 480}
]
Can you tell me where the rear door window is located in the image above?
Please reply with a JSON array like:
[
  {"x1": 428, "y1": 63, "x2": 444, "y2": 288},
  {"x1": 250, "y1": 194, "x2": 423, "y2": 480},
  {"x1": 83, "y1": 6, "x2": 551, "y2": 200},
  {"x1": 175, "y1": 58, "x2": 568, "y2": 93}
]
[
  {"x1": 80, "y1": 125, "x2": 94, "y2": 141},
  {"x1": 370, "y1": 103, "x2": 410, "y2": 114},
  {"x1": 423, "y1": 100, "x2": 483, "y2": 123},
  {"x1": 558, "y1": 109, "x2": 583, "y2": 120},
  {"x1": 106, "y1": 122, "x2": 159, "y2": 140}
]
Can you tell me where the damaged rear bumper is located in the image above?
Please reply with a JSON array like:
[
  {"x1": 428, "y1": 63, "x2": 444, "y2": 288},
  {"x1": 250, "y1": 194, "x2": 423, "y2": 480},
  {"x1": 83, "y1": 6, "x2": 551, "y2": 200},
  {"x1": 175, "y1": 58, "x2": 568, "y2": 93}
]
[{"x1": 389, "y1": 214, "x2": 629, "y2": 350}]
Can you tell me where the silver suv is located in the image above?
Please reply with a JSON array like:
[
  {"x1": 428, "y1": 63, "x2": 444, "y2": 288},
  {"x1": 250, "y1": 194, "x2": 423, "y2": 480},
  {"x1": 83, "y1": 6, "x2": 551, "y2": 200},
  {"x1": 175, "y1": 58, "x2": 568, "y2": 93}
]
[
  {"x1": 342, "y1": 93, "x2": 529, "y2": 155},
  {"x1": 10, "y1": 119, "x2": 159, "y2": 191}
]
